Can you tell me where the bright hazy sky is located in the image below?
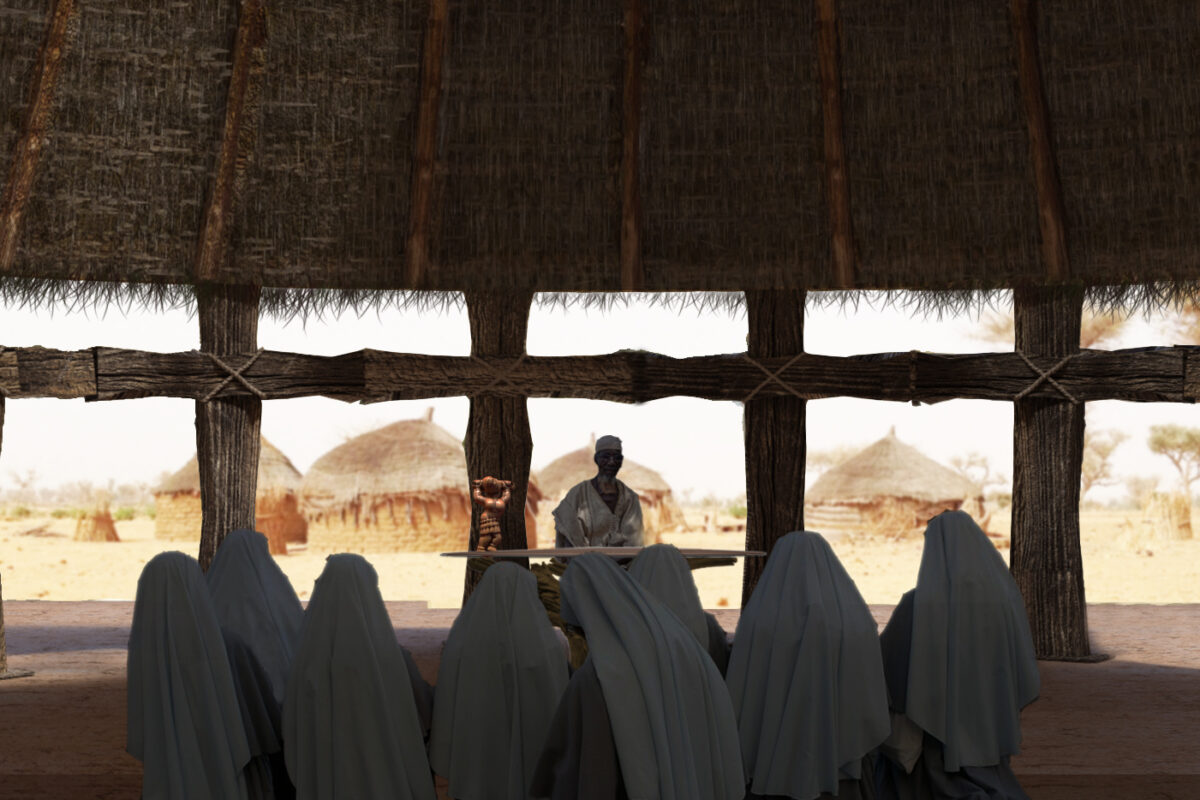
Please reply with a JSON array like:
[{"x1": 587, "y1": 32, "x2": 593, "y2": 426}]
[{"x1": 0, "y1": 292, "x2": 1194, "y2": 503}]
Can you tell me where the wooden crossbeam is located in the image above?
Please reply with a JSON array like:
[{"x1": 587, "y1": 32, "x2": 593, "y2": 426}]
[
  {"x1": 816, "y1": 0, "x2": 856, "y2": 287},
  {"x1": 1011, "y1": 0, "x2": 1070, "y2": 282},
  {"x1": 0, "y1": 345, "x2": 1195, "y2": 405},
  {"x1": 0, "y1": 0, "x2": 79, "y2": 273},
  {"x1": 195, "y1": 0, "x2": 269, "y2": 282},
  {"x1": 620, "y1": 0, "x2": 646, "y2": 291},
  {"x1": 405, "y1": 0, "x2": 449, "y2": 288}
]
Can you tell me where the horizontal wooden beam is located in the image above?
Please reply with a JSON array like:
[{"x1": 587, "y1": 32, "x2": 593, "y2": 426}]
[{"x1": 0, "y1": 345, "x2": 1196, "y2": 406}]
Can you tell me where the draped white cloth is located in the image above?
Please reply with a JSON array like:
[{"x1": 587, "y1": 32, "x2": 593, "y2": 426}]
[
  {"x1": 904, "y1": 510, "x2": 1041, "y2": 771},
  {"x1": 127, "y1": 551, "x2": 252, "y2": 800},
  {"x1": 282, "y1": 554, "x2": 435, "y2": 800},
  {"x1": 725, "y1": 531, "x2": 891, "y2": 800},
  {"x1": 555, "y1": 552, "x2": 744, "y2": 800},
  {"x1": 430, "y1": 561, "x2": 569, "y2": 800},
  {"x1": 552, "y1": 480, "x2": 644, "y2": 547}
]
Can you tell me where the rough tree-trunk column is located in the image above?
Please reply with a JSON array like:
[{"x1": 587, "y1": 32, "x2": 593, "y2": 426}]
[
  {"x1": 1012, "y1": 284, "x2": 1090, "y2": 658},
  {"x1": 462, "y1": 290, "x2": 535, "y2": 601},
  {"x1": 742, "y1": 290, "x2": 806, "y2": 605},
  {"x1": 196, "y1": 283, "x2": 262, "y2": 570}
]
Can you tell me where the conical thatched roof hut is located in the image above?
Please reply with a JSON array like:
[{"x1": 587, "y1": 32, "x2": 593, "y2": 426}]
[
  {"x1": 154, "y1": 437, "x2": 306, "y2": 554},
  {"x1": 535, "y1": 434, "x2": 687, "y2": 544},
  {"x1": 300, "y1": 408, "x2": 541, "y2": 552},
  {"x1": 806, "y1": 427, "x2": 986, "y2": 538}
]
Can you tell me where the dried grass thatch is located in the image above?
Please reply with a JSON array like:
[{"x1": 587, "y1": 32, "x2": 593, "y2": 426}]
[
  {"x1": 806, "y1": 427, "x2": 986, "y2": 537},
  {"x1": 2, "y1": 2, "x2": 1198, "y2": 318}
]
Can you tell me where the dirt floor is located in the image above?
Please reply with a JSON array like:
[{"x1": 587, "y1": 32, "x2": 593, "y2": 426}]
[
  {"x1": 2, "y1": 509, "x2": 1198, "y2": 607},
  {"x1": 1, "y1": 602, "x2": 1197, "y2": 800}
]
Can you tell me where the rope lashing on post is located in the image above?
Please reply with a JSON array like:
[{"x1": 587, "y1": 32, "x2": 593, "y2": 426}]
[
  {"x1": 470, "y1": 353, "x2": 528, "y2": 394},
  {"x1": 200, "y1": 348, "x2": 267, "y2": 402},
  {"x1": 1014, "y1": 351, "x2": 1081, "y2": 404},
  {"x1": 741, "y1": 353, "x2": 807, "y2": 402}
]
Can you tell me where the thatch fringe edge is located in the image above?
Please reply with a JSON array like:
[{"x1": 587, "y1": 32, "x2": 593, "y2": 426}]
[{"x1": 2, "y1": 278, "x2": 1197, "y2": 323}]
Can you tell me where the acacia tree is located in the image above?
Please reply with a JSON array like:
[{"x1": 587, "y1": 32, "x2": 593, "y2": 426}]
[
  {"x1": 806, "y1": 445, "x2": 860, "y2": 480},
  {"x1": 1081, "y1": 429, "x2": 1128, "y2": 500},
  {"x1": 1147, "y1": 424, "x2": 1200, "y2": 539},
  {"x1": 949, "y1": 451, "x2": 1008, "y2": 493}
]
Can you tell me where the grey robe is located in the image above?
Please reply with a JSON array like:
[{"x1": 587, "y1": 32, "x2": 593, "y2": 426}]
[
  {"x1": 207, "y1": 529, "x2": 304, "y2": 800},
  {"x1": 552, "y1": 479, "x2": 644, "y2": 548},
  {"x1": 874, "y1": 510, "x2": 1039, "y2": 800},
  {"x1": 127, "y1": 552, "x2": 251, "y2": 800},
  {"x1": 430, "y1": 562, "x2": 569, "y2": 800},
  {"x1": 726, "y1": 531, "x2": 890, "y2": 800},
  {"x1": 627, "y1": 543, "x2": 732, "y2": 675},
  {"x1": 282, "y1": 554, "x2": 435, "y2": 800},
  {"x1": 207, "y1": 529, "x2": 304, "y2": 707},
  {"x1": 532, "y1": 553, "x2": 744, "y2": 800}
]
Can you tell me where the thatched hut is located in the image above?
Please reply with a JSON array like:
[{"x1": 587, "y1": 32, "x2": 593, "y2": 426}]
[
  {"x1": 300, "y1": 408, "x2": 542, "y2": 552},
  {"x1": 535, "y1": 435, "x2": 687, "y2": 544},
  {"x1": 806, "y1": 428, "x2": 986, "y2": 538},
  {"x1": 154, "y1": 438, "x2": 306, "y2": 555}
]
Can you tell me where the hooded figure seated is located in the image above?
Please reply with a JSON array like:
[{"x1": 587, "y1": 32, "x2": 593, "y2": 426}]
[
  {"x1": 530, "y1": 553, "x2": 745, "y2": 800},
  {"x1": 726, "y1": 531, "x2": 890, "y2": 800},
  {"x1": 874, "y1": 510, "x2": 1040, "y2": 800},
  {"x1": 430, "y1": 561, "x2": 569, "y2": 800},
  {"x1": 207, "y1": 529, "x2": 305, "y2": 800},
  {"x1": 627, "y1": 543, "x2": 731, "y2": 675},
  {"x1": 552, "y1": 435, "x2": 644, "y2": 548},
  {"x1": 127, "y1": 551, "x2": 255, "y2": 800},
  {"x1": 282, "y1": 554, "x2": 435, "y2": 800}
]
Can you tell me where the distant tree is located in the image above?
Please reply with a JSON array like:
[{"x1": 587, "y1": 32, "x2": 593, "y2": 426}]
[
  {"x1": 1080, "y1": 429, "x2": 1128, "y2": 499},
  {"x1": 1142, "y1": 424, "x2": 1200, "y2": 537},
  {"x1": 8, "y1": 468, "x2": 39, "y2": 506},
  {"x1": 950, "y1": 451, "x2": 1008, "y2": 492},
  {"x1": 1147, "y1": 424, "x2": 1200, "y2": 499},
  {"x1": 970, "y1": 309, "x2": 1127, "y2": 348},
  {"x1": 1124, "y1": 475, "x2": 1159, "y2": 509}
]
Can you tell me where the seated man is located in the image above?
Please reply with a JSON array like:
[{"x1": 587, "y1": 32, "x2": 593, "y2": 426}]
[{"x1": 552, "y1": 435, "x2": 644, "y2": 549}]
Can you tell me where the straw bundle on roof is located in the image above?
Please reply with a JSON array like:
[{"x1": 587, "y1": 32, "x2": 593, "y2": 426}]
[
  {"x1": 154, "y1": 437, "x2": 306, "y2": 554},
  {"x1": 299, "y1": 408, "x2": 540, "y2": 553},
  {"x1": 535, "y1": 434, "x2": 687, "y2": 544},
  {"x1": 805, "y1": 427, "x2": 986, "y2": 538}
]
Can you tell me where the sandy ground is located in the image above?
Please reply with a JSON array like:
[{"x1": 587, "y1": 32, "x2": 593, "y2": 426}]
[{"x1": 1, "y1": 509, "x2": 1198, "y2": 607}]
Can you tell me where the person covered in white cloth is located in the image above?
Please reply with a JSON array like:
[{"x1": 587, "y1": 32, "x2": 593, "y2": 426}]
[
  {"x1": 552, "y1": 435, "x2": 644, "y2": 549},
  {"x1": 726, "y1": 531, "x2": 890, "y2": 800},
  {"x1": 873, "y1": 510, "x2": 1040, "y2": 800},
  {"x1": 127, "y1": 551, "x2": 253, "y2": 800}
]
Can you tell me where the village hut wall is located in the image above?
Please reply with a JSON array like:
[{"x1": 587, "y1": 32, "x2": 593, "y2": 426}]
[{"x1": 304, "y1": 491, "x2": 474, "y2": 554}]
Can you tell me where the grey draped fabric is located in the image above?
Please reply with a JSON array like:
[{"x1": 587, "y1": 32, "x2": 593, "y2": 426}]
[
  {"x1": 225, "y1": 631, "x2": 295, "y2": 800},
  {"x1": 127, "y1": 551, "x2": 251, "y2": 800},
  {"x1": 553, "y1": 480, "x2": 644, "y2": 548},
  {"x1": 531, "y1": 658, "x2": 630, "y2": 800},
  {"x1": 282, "y1": 554, "x2": 435, "y2": 800},
  {"x1": 430, "y1": 561, "x2": 569, "y2": 800},
  {"x1": 543, "y1": 552, "x2": 745, "y2": 800},
  {"x1": 206, "y1": 529, "x2": 304, "y2": 708},
  {"x1": 874, "y1": 732, "x2": 1030, "y2": 800},
  {"x1": 726, "y1": 531, "x2": 891, "y2": 800},
  {"x1": 903, "y1": 511, "x2": 1040, "y2": 772},
  {"x1": 627, "y1": 543, "x2": 731, "y2": 674}
]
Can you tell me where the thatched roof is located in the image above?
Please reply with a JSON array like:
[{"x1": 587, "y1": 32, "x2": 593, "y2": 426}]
[
  {"x1": 537, "y1": 434, "x2": 673, "y2": 499},
  {"x1": 156, "y1": 437, "x2": 302, "y2": 496},
  {"x1": 299, "y1": 407, "x2": 470, "y2": 516},
  {"x1": 806, "y1": 427, "x2": 982, "y2": 505},
  {"x1": 2, "y1": 2, "x2": 1199, "y2": 317}
]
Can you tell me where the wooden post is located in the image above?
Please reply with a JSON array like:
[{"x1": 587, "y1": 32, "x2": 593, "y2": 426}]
[
  {"x1": 462, "y1": 290, "x2": 535, "y2": 601},
  {"x1": 1012, "y1": 285, "x2": 1091, "y2": 658},
  {"x1": 815, "y1": 0, "x2": 856, "y2": 288},
  {"x1": 742, "y1": 290, "x2": 807, "y2": 605},
  {"x1": 619, "y1": 0, "x2": 646, "y2": 292},
  {"x1": 195, "y1": 284, "x2": 262, "y2": 570},
  {"x1": 405, "y1": 0, "x2": 449, "y2": 288}
]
